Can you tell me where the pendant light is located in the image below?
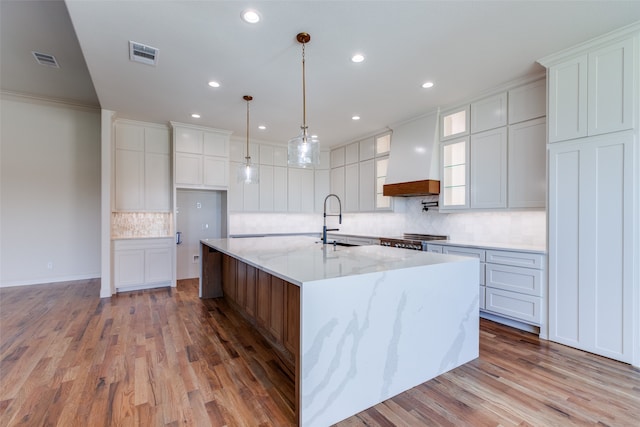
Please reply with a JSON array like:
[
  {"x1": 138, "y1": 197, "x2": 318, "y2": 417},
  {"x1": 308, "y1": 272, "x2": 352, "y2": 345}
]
[
  {"x1": 237, "y1": 95, "x2": 259, "y2": 184},
  {"x1": 288, "y1": 32, "x2": 319, "y2": 168}
]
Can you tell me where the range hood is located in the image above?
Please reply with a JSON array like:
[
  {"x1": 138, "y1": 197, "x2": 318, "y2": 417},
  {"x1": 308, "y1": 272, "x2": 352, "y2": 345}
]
[
  {"x1": 383, "y1": 111, "x2": 440, "y2": 196},
  {"x1": 383, "y1": 179, "x2": 440, "y2": 197}
]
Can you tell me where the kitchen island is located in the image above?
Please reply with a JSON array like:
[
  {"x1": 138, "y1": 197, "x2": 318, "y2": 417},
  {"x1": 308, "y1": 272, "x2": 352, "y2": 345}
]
[{"x1": 200, "y1": 236, "x2": 479, "y2": 427}]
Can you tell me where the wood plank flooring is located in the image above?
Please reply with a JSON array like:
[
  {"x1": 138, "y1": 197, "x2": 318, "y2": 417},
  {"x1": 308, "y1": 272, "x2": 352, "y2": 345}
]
[{"x1": 1, "y1": 278, "x2": 638, "y2": 426}]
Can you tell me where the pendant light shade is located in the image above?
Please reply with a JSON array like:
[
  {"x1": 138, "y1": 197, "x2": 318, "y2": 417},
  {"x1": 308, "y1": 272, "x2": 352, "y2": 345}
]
[
  {"x1": 237, "y1": 95, "x2": 259, "y2": 184},
  {"x1": 288, "y1": 32, "x2": 320, "y2": 168}
]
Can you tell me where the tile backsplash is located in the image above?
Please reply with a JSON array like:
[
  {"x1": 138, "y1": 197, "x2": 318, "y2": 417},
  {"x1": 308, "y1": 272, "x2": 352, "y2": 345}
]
[
  {"x1": 111, "y1": 212, "x2": 172, "y2": 238},
  {"x1": 229, "y1": 198, "x2": 546, "y2": 247}
]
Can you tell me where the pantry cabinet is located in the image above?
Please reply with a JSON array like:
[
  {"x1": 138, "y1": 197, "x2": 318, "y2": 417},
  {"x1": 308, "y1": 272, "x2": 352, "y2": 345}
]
[
  {"x1": 114, "y1": 120, "x2": 171, "y2": 212},
  {"x1": 547, "y1": 37, "x2": 634, "y2": 143},
  {"x1": 540, "y1": 24, "x2": 639, "y2": 365}
]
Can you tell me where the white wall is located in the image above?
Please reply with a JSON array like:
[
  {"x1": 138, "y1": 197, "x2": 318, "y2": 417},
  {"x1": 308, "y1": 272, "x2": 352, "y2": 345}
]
[{"x1": 0, "y1": 94, "x2": 101, "y2": 286}]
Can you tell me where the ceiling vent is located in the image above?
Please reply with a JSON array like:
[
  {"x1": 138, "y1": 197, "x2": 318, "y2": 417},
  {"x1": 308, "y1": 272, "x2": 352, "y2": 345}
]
[
  {"x1": 32, "y1": 51, "x2": 59, "y2": 68},
  {"x1": 129, "y1": 41, "x2": 159, "y2": 66}
]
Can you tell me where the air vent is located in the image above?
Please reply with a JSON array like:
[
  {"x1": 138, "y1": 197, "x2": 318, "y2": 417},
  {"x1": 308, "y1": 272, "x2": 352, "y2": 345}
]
[
  {"x1": 32, "y1": 51, "x2": 59, "y2": 68},
  {"x1": 129, "y1": 41, "x2": 159, "y2": 66}
]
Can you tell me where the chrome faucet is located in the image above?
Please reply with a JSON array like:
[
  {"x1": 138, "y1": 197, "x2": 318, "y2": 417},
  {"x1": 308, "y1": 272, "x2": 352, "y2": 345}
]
[{"x1": 322, "y1": 194, "x2": 342, "y2": 245}]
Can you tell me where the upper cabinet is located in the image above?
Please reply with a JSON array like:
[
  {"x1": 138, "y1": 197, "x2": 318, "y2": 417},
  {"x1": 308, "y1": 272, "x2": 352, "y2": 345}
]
[
  {"x1": 545, "y1": 37, "x2": 634, "y2": 143},
  {"x1": 114, "y1": 120, "x2": 171, "y2": 212},
  {"x1": 470, "y1": 92, "x2": 507, "y2": 133},
  {"x1": 439, "y1": 77, "x2": 547, "y2": 211},
  {"x1": 172, "y1": 123, "x2": 232, "y2": 189},
  {"x1": 440, "y1": 106, "x2": 470, "y2": 141}
]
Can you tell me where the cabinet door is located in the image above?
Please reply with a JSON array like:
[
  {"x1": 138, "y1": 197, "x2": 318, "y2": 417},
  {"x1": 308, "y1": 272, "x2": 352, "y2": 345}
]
[
  {"x1": 227, "y1": 162, "x2": 244, "y2": 211},
  {"x1": 329, "y1": 167, "x2": 345, "y2": 213},
  {"x1": 145, "y1": 247, "x2": 172, "y2": 284},
  {"x1": 549, "y1": 131, "x2": 634, "y2": 363},
  {"x1": 359, "y1": 138, "x2": 375, "y2": 161},
  {"x1": 344, "y1": 163, "x2": 359, "y2": 212},
  {"x1": 245, "y1": 265, "x2": 257, "y2": 319},
  {"x1": 508, "y1": 79, "x2": 546, "y2": 124},
  {"x1": 256, "y1": 270, "x2": 271, "y2": 329},
  {"x1": 273, "y1": 167, "x2": 288, "y2": 211},
  {"x1": 440, "y1": 106, "x2": 469, "y2": 140},
  {"x1": 114, "y1": 249, "x2": 145, "y2": 288},
  {"x1": 345, "y1": 142, "x2": 359, "y2": 164},
  {"x1": 236, "y1": 261, "x2": 247, "y2": 309},
  {"x1": 288, "y1": 168, "x2": 314, "y2": 212},
  {"x1": 269, "y1": 277, "x2": 285, "y2": 343},
  {"x1": 203, "y1": 131, "x2": 229, "y2": 157},
  {"x1": 273, "y1": 146, "x2": 288, "y2": 167},
  {"x1": 114, "y1": 148, "x2": 144, "y2": 211},
  {"x1": 259, "y1": 144, "x2": 274, "y2": 165},
  {"x1": 175, "y1": 127, "x2": 203, "y2": 154},
  {"x1": 145, "y1": 152, "x2": 171, "y2": 211},
  {"x1": 440, "y1": 138, "x2": 469, "y2": 209},
  {"x1": 470, "y1": 92, "x2": 507, "y2": 133},
  {"x1": 243, "y1": 173, "x2": 260, "y2": 212},
  {"x1": 259, "y1": 165, "x2": 274, "y2": 211},
  {"x1": 587, "y1": 37, "x2": 634, "y2": 136},
  {"x1": 175, "y1": 152, "x2": 202, "y2": 186},
  {"x1": 470, "y1": 127, "x2": 507, "y2": 209},
  {"x1": 548, "y1": 56, "x2": 588, "y2": 142},
  {"x1": 508, "y1": 117, "x2": 546, "y2": 208},
  {"x1": 284, "y1": 281, "x2": 300, "y2": 356},
  {"x1": 358, "y1": 159, "x2": 375, "y2": 211},
  {"x1": 314, "y1": 169, "x2": 330, "y2": 214},
  {"x1": 330, "y1": 147, "x2": 345, "y2": 168},
  {"x1": 485, "y1": 288, "x2": 541, "y2": 325},
  {"x1": 203, "y1": 156, "x2": 228, "y2": 187}
]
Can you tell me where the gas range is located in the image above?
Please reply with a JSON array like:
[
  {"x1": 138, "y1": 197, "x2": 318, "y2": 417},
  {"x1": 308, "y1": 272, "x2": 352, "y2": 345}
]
[{"x1": 379, "y1": 233, "x2": 448, "y2": 251}]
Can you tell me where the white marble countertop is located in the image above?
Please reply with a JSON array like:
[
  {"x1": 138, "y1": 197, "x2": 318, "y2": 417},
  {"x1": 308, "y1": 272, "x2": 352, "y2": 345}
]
[{"x1": 201, "y1": 236, "x2": 469, "y2": 286}]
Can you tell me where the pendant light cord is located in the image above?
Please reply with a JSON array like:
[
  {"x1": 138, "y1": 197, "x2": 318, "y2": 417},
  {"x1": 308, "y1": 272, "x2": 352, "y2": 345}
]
[
  {"x1": 301, "y1": 41, "x2": 307, "y2": 137},
  {"x1": 246, "y1": 98, "x2": 250, "y2": 163}
]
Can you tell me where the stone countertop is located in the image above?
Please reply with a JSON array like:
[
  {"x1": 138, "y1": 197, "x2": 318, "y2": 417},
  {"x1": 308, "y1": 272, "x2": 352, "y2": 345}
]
[{"x1": 201, "y1": 236, "x2": 470, "y2": 286}]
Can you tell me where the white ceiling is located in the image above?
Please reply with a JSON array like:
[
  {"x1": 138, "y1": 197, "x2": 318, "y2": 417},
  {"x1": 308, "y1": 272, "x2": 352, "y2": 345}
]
[{"x1": 2, "y1": 1, "x2": 640, "y2": 147}]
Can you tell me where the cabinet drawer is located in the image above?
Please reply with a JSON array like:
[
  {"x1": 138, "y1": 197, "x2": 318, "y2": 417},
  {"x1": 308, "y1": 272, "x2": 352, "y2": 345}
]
[
  {"x1": 442, "y1": 246, "x2": 486, "y2": 262},
  {"x1": 486, "y1": 250, "x2": 544, "y2": 269},
  {"x1": 425, "y1": 244, "x2": 443, "y2": 253},
  {"x1": 486, "y1": 263, "x2": 543, "y2": 296},
  {"x1": 479, "y1": 286, "x2": 486, "y2": 310},
  {"x1": 485, "y1": 288, "x2": 541, "y2": 325}
]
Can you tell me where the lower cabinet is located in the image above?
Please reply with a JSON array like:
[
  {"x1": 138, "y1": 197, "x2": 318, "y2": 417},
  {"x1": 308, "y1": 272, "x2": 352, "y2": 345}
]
[
  {"x1": 222, "y1": 254, "x2": 300, "y2": 360},
  {"x1": 427, "y1": 243, "x2": 546, "y2": 332},
  {"x1": 113, "y1": 238, "x2": 173, "y2": 291}
]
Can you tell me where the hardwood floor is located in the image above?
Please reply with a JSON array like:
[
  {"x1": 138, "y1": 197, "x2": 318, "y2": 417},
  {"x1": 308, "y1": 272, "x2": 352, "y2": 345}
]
[{"x1": 1, "y1": 279, "x2": 638, "y2": 426}]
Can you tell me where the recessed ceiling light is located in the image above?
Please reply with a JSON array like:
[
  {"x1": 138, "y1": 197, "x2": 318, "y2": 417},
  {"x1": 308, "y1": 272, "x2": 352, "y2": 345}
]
[
  {"x1": 311, "y1": 135, "x2": 319, "y2": 140},
  {"x1": 258, "y1": 125, "x2": 266, "y2": 130},
  {"x1": 208, "y1": 81, "x2": 220, "y2": 88},
  {"x1": 241, "y1": 8, "x2": 261, "y2": 24},
  {"x1": 351, "y1": 54, "x2": 365, "y2": 63},
  {"x1": 191, "y1": 113, "x2": 201, "y2": 118},
  {"x1": 352, "y1": 115, "x2": 361, "y2": 121},
  {"x1": 422, "y1": 81, "x2": 434, "y2": 89}
]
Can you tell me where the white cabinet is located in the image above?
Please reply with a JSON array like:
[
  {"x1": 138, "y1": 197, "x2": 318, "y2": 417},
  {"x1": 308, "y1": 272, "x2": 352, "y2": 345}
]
[
  {"x1": 358, "y1": 159, "x2": 375, "y2": 211},
  {"x1": 113, "y1": 238, "x2": 173, "y2": 290},
  {"x1": 330, "y1": 146, "x2": 345, "y2": 168},
  {"x1": 173, "y1": 123, "x2": 231, "y2": 189},
  {"x1": 259, "y1": 165, "x2": 288, "y2": 212},
  {"x1": 329, "y1": 166, "x2": 345, "y2": 213},
  {"x1": 440, "y1": 105, "x2": 470, "y2": 141},
  {"x1": 345, "y1": 142, "x2": 359, "y2": 164},
  {"x1": 288, "y1": 168, "x2": 314, "y2": 212},
  {"x1": 344, "y1": 163, "x2": 359, "y2": 212},
  {"x1": 470, "y1": 127, "x2": 507, "y2": 209},
  {"x1": 441, "y1": 138, "x2": 469, "y2": 209},
  {"x1": 484, "y1": 249, "x2": 545, "y2": 326},
  {"x1": 547, "y1": 37, "x2": 634, "y2": 143},
  {"x1": 442, "y1": 246, "x2": 486, "y2": 310},
  {"x1": 470, "y1": 92, "x2": 507, "y2": 133},
  {"x1": 507, "y1": 117, "x2": 546, "y2": 208},
  {"x1": 114, "y1": 121, "x2": 170, "y2": 212},
  {"x1": 508, "y1": 79, "x2": 546, "y2": 124},
  {"x1": 314, "y1": 169, "x2": 330, "y2": 213},
  {"x1": 548, "y1": 131, "x2": 635, "y2": 363},
  {"x1": 359, "y1": 138, "x2": 375, "y2": 161}
]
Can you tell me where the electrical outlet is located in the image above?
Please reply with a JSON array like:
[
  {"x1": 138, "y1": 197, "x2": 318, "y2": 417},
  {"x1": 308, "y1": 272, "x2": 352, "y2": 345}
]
[
  {"x1": 196, "y1": 202, "x2": 201, "y2": 209},
  {"x1": 47, "y1": 261, "x2": 53, "y2": 269},
  {"x1": 193, "y1": 255, "x2": 199, "y2": 263}
]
